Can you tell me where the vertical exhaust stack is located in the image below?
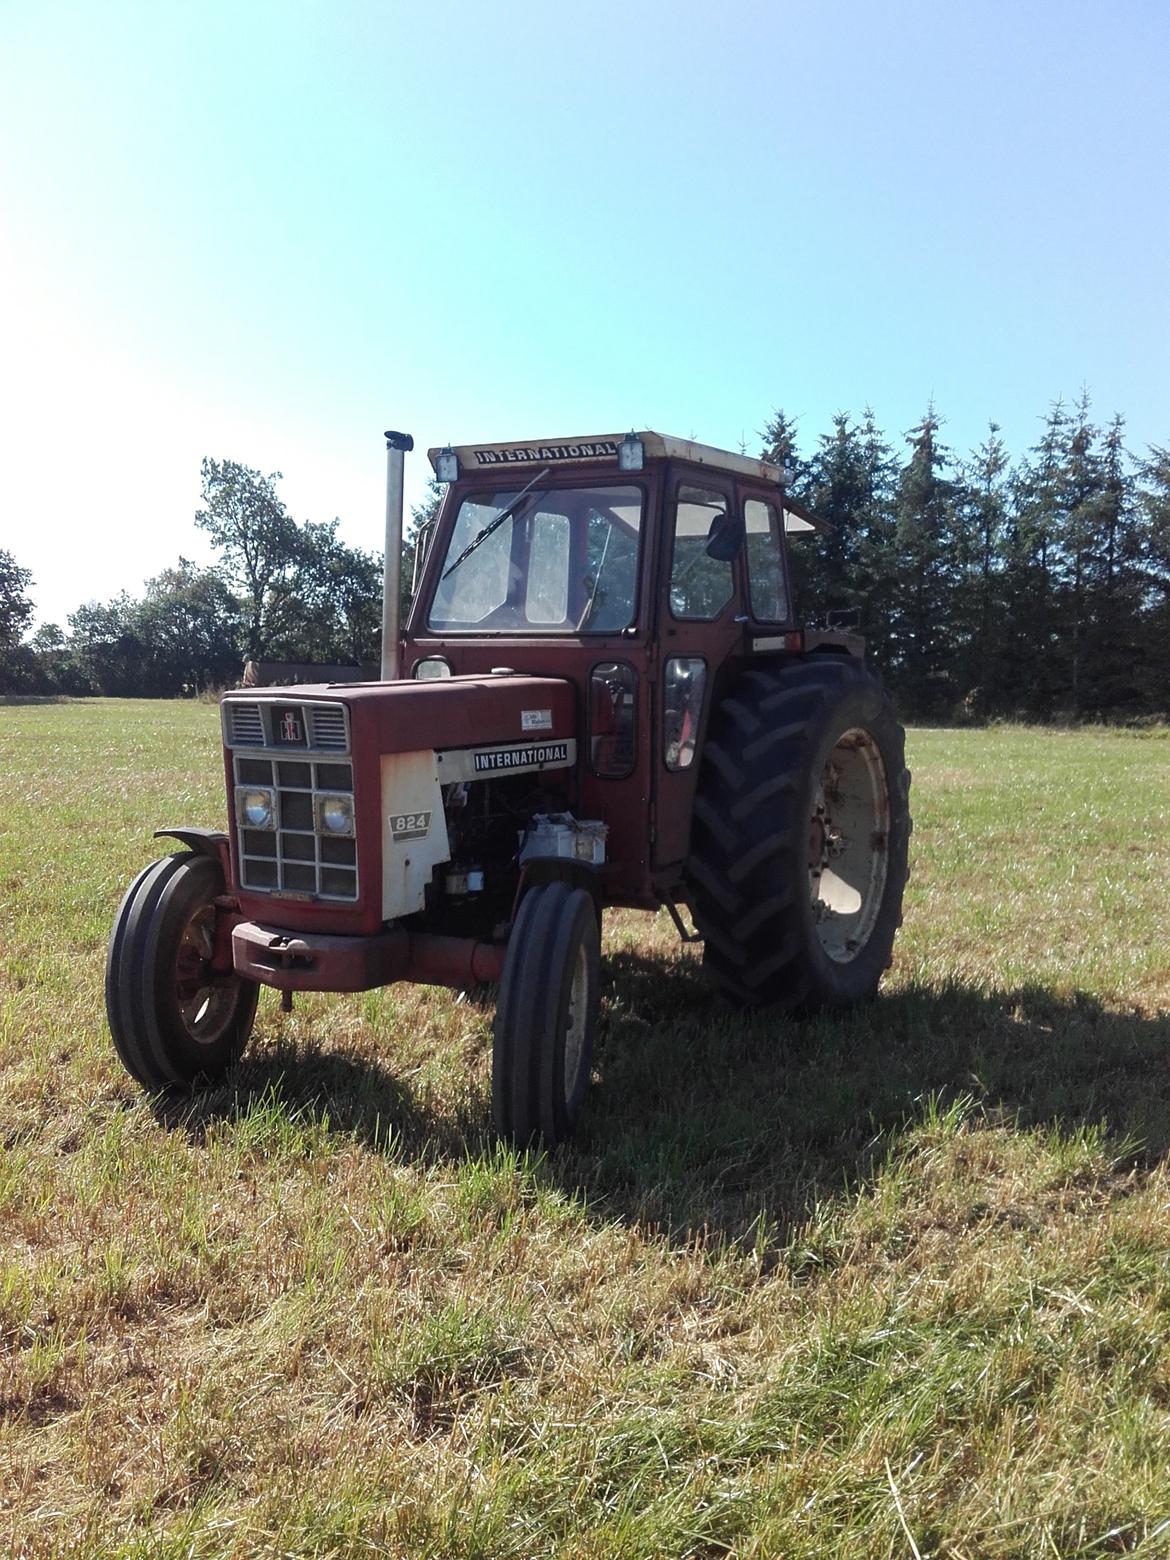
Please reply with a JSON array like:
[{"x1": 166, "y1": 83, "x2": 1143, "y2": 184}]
[{"x1": 381, "y1": 430, "x2": 414, "y2": 680}]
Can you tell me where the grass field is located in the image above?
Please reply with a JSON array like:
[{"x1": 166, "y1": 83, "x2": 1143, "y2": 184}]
[{"x1": 1, "y1": 700, "x2": 1169, "y2": 1558}]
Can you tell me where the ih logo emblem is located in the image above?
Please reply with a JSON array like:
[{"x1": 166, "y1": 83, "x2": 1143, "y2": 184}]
[{"x1": 275, "y1": 709, "x2": 304, "y2": 744}]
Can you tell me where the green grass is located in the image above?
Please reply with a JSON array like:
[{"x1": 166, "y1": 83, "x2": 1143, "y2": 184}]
[{"x1": 1, "y1": 701, "x2": 1169, "y2": 1557}]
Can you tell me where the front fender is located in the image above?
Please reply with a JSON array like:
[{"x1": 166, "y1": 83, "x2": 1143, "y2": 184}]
[
  {"x1": 513, "y1": 857, "x2": 603, "y2": 925},
  {"x1": 153, "y1": 828, "x2": 231, "y2": 885}
]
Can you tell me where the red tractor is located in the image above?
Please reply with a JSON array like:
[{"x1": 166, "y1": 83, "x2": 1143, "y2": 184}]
[{"x1": 107, "y1": 431, "x2": 911, "y2": 1146}]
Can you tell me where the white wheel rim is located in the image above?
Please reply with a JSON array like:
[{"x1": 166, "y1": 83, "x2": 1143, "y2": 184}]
[
  {"x1": 563, "y1": 943, "x2": 590, "y2": 1101},
  {"x1": 808, "y1": 727, "x2": 889, "y2": 964}
]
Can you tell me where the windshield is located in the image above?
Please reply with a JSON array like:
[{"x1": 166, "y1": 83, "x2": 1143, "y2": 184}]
[{"x1": 427, "y1": 484, "x2": 643, "y2": 634}]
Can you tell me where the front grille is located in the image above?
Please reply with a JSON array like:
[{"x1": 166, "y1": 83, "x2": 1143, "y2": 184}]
[
  {"x1": 234, "y1": 754, "x2": 358, "y2": 901},
  {"x1": 308, "y1": 705, "x2": 348, "y2": 750},
  {"x1": 222, "y1": 698, "x2": 352, "y2": 752},
  {"x1": 227, "y1": 702, "x2": 264, "y2": 747}
]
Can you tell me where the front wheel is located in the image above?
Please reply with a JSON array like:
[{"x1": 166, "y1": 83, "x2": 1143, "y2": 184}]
[
  {"x1": 492, "y1": 881, "x2": 600, "y2": 1148},
  {"x1": 105, "y1": 852, "x2": 258, "y2": 1090}
]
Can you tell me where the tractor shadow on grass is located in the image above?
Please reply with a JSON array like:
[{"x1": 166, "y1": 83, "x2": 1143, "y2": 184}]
[
  {"x1": 154, "y1": 952, "x2": 1168, "y2": 1259},
  {"x1": 154, "y1": 1035, "x2": 487, "y2": 1166},
  {"x1": 558, "y1": 948, "x2": 1170, "y2": 1254}
]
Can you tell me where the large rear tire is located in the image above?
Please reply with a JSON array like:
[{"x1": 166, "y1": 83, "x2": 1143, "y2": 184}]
[
  {"x1": 686, "y1": 656, "x2": 911, "y2": 1009},
  {"x1": 492, "y1": 881, "x2": 600, "y2": 1148},
  {"x1": 106, "y1": 852, "x2": 259, "y2": 1090}
]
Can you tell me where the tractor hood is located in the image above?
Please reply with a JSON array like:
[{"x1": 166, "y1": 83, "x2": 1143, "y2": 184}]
[
  {"x1": 334, "y1": 673, "x2": 574, "y2": 756},
  {"x1": 223, "y1": 673, "x2": 576, "y2": 758}
]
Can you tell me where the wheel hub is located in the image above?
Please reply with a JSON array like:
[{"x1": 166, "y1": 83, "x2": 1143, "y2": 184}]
[
  {"x1": 808, "y1": 729, "x2": 890, "y2": 963},
  {"x1": 174, "y1": 906, "x2": 239, "y2": 1045}
]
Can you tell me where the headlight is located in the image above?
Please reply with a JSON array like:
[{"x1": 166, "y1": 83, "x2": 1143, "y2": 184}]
[
  {"x1": 414, "y1": 656, "x2": 451, "y2": 680},
  {"x1": 237, "y1": 787, "x2": 276, "y2": 829},
  {"x1": 317, "y1": 792, "x2": 355, "y2": 835}
]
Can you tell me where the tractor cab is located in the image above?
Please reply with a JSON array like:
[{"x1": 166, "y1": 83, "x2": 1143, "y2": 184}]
[{"x1": 404, "y1": 432, "x2": 832, "y2": 894}]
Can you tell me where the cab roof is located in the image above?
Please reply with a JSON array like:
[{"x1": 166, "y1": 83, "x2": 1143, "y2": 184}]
[{"x1": 426, "y1": 431, "x2": 829, "y2": 533}]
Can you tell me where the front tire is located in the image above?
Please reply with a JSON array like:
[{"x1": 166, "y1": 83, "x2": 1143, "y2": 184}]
[
  {"x1": 106, "y1": 852, "x2": 259, "y2": 1090},
  {"x1": 687, "y1": 656, "x2": 911, "y2": 1010},
  {"x1": 492, "y1": 881, "x2": 600, "y2": 1148}
]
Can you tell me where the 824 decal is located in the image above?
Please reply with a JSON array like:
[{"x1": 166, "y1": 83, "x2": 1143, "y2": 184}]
[{"x1": 389, "y1": 811, "x2": 431, "y2": 841}]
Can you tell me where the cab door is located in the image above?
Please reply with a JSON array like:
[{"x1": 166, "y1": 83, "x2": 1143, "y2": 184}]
[
  {"x1": 737, "y1": 483, "x2": 794, "y2": 629},
  {"x1": 652, "y1": 466, "x2": 747, "y2": 868}
]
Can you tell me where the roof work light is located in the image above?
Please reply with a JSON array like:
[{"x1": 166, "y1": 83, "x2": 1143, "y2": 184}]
[{"x1": 617, "y1": 432, "x2": 644, "y2": 472}]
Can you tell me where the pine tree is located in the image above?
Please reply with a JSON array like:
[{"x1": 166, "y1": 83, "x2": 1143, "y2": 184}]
[
  {"x1": 1057, "y1": 392, "x2": 1119, "y2": 716},
  {"x1": 1081, "y1": 414, "x2": 1145, "y2": 712},
  {"x1": 889, "y1": 407, "x2": 960, "y2": 716},
  {"x1": 759, "y1": 408, "x2": 806, "y2": 483},
  {"x1": 953, "y1": 423, "x2": 1009, "y2": 714},
  {"x1": 853, "y1": 408, "x2": 900, "y2": 676},
  {"x1": 800, "y1": 413, "x2": 868, "y2": 616},
  {"x1": 1136, "y1": 442, "x2": 1170, "y2": 713},
  {"x1": 1003, "y1": 401, "x2": 1070, "y2": 714},
  {"x1": 759, "y1": 408, "x2": 816, "y2": 619}
]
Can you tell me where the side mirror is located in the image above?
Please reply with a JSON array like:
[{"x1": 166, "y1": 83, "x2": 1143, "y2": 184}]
[
  {"x1": 827, "y1": 606, "x2": 862, "y2": 630},
  {"x1": 705, "y1": 510, "x2": 745, "y2": 562}
]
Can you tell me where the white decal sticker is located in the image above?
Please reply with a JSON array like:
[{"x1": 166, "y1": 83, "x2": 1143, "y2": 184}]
[
  {"x1": 522, "y1": 708, "x2": 553, "y2": 733},
  {"x1": 434, "y1": 738, "x2": 577, "y2": 783},
  {"x1": 473, "y1": 742, "x2": 568, "y2": 773}
]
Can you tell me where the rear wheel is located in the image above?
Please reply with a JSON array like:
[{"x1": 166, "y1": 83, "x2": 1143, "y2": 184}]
[
  {"x1": 106, "y1": 852, "x2": 258, "y2": 1089},
  {"x1": 687, "y1": 656, "x2": 911, "y2": 1009},
  {"x1": 492, "y1": 881, "x2": 600, "y2": 1148}
]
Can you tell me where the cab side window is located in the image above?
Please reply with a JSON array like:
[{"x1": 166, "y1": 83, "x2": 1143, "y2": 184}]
[
  {"x1": 670, "y1": 484, "x2": 734, "y2": 620},
  {"x1": 744, "y1": 497, "x2": 789, "y2": 622}
]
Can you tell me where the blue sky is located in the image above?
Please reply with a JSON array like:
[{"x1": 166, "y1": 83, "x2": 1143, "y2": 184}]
[{"x1": 2, "y1": 0, "x2": 1167, "y2": 627}]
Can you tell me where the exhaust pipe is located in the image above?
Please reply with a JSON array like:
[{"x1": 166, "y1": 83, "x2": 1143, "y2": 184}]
[{"x1": 381, "y1": 430, "x2": 414, "y2": 679}]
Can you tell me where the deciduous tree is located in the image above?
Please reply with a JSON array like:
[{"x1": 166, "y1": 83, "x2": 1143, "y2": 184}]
[
  {"x1": 0, "y1": 551, "x2": 35, "y2": 688},
  {"x1": 266, "y1": 520, "x2": 383, "y2": 665},
  {"x1": 195, "y1": 459, "x2": 301, "y2": 659}
]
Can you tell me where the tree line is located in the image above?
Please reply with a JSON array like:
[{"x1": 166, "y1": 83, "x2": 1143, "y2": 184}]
[
  {"x1": 767, "y1": 394, "x2": 1169, "y2": 719},
  {"x1": 0, "y1": 460, "x2": 438, "y2": 698},
  {"x1": 3, "y1": 398, "x2": 1169, "y2": 719}
]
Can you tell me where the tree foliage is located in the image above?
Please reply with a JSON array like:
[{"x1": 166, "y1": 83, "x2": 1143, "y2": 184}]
[
  {"x1": 780, "y1": 394, "x2": 1168, "y2": 719},
  {"x1": 402, "y1": 479, "x2": 444, "y2": 620},
  {"x1": 195, "y1": 459, "x2": 301, "y2": 660},
  {"x1": 265, "y1": 519, "x2": 383, "y2": 665},
  {"x1": 0, "y1": 550, "x2": 37, "y2": 688},
  {"x1": 4, "y1": 461, "x2": 390, "y2": 696},
  {"x1": 0, "y1": 550, "x2": 35, "y2": 648}
]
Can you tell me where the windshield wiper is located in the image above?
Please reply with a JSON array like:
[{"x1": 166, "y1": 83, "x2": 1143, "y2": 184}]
[{"x1": 440, "y1": 467, "x2": 552, "y2": 581}]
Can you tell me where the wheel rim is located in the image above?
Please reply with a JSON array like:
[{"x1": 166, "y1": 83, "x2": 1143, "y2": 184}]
[
  {"x1": 562, "y1": 943, "x2": 590, "y2": 1102},
  {"x1": 808, "y1": 727, "x2": 889, "y2": 964},
  {"x1": 173, "y1": 904, "x2": 243, "y2": 1046}
]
